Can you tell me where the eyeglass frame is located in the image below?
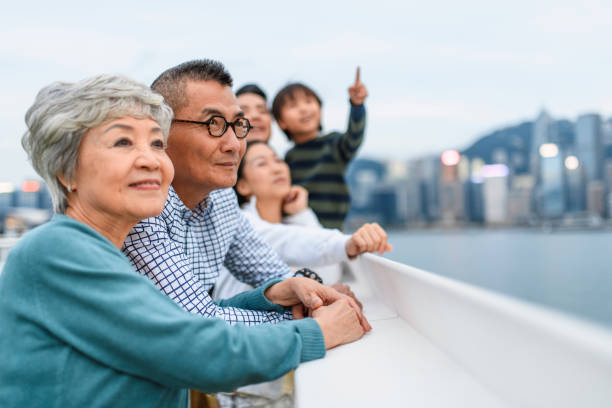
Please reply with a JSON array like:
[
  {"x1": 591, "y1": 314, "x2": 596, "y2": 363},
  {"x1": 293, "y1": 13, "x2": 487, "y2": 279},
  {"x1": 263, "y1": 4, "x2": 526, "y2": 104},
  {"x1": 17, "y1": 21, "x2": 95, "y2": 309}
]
[{"x1": 172, "y1": 115, "x2": 253, "y2": 139}]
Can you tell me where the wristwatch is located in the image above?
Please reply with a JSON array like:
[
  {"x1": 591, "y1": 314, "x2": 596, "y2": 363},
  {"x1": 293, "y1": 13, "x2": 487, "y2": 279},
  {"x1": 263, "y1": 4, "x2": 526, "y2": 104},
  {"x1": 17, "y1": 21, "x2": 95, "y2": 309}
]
[{"x1": 293, "y1": 267, "x2": 323, "y2": 284}]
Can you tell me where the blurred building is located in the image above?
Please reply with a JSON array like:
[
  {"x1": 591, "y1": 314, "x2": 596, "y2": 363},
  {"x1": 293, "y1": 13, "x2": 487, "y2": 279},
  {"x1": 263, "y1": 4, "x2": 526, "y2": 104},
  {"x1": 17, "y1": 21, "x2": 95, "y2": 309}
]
[
  {"x1": 575, "y1": 114, "x2": 603, "y2": 182},
  {"x1": 346, "y1": 158, "x2": 386, "y2": 214},
  {"x1": 530, "y1": 110, "x2": 554, "y2": 180},
  {"x1": 564, "y1": 154, "x2": 586, "y2": 212},
  {"x1": 0, "y1": 180, "x2": 53, "y2": 233},
  {"x1": 481, "y1": 164, "x2": 509, "y2": 225},
  {"x1": 342, "y1": 110, "x2": 611, "y2": 229},
  {"x1": 508, "y1": 174, "x2": 534, "y2": 225},
  {"x1": 419, "y1": 156, "x2": 441, "y2": 222},
  {"x1": 439, "y1": 150, "x2": 465, "y2": 225},
  {"x1": 537, "y1": 144, "x2": 565, "y2": 218},
  {"x1": 587, "y1": 180, "x2": 605, "y2": 217},
  {"x1": 604, "y1": 158, "x2": 612, "y2": 216}
]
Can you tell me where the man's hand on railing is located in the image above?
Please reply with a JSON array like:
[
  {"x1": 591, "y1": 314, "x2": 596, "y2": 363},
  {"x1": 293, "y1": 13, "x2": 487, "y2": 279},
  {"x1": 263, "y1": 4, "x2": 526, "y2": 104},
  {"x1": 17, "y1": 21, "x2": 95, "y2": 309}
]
[
  {"x1": 331, "y1": 282, "x2": 363, "y2": 310},
  {"x1": 312, "y1": 298, "x2": 366, "y2": 349},
  {"x1": 264, "y1": 276, "x2": 371, "y2": 332}
]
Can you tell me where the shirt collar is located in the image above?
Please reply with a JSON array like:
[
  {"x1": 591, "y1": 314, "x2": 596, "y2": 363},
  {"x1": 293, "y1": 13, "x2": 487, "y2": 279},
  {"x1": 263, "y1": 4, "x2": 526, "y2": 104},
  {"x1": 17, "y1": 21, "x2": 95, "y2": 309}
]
[{"x1": 167, "y1": 186, "x2": 212, "y2": 221}]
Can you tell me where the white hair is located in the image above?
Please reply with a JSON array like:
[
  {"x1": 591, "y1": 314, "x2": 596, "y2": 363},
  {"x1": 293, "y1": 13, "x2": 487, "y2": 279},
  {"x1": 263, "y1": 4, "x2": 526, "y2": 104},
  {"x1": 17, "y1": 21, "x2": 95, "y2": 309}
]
[{"x1": 21, "y1": 74, "x2": 173, "y2": 213}]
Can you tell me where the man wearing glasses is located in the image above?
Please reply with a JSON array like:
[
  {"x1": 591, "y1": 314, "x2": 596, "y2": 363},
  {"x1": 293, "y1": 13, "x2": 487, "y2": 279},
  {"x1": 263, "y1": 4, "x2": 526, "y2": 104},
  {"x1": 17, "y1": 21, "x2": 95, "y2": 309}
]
[{"x1": 122, "y1": 60, "x2": 295, "y2": 325}]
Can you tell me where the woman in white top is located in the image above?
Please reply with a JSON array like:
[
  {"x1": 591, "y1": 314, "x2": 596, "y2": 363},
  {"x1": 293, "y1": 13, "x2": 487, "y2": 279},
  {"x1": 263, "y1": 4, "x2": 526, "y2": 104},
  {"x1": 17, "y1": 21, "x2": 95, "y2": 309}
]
[{"x1": 213, "y1": 141, "x2": 391, "y2": 300}]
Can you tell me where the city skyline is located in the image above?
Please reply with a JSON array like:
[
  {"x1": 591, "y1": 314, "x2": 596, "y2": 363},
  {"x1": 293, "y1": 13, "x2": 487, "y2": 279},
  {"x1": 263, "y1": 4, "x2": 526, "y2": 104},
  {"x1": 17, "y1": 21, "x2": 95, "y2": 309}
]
[{"x1": 2, "y1": 1, "x2": 612, "y2": 183}]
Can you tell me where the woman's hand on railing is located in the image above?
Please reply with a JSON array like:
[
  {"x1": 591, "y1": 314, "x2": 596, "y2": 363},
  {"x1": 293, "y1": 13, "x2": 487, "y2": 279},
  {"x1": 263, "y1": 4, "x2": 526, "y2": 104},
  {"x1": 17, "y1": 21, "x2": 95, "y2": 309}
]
[
  {"x1": 312, "y1": 298, "x2": 366, "y2": 349},
  {"x1": 345, "y1": 223, "x2": 392, "y2": 258},
  {"x1": 264, "y1": 277, "x2": 371, "y2": 332}
]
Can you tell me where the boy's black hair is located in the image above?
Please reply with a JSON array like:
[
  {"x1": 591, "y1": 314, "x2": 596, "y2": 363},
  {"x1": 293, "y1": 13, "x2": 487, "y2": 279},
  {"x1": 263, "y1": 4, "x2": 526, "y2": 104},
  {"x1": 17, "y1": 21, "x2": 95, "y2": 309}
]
[
  {"x1": 236, "y1": 83, "x2": 267, "y2": 101},
  {"x1": 234, "y1": 140, "x2": 269, "y2": 206},
  {"x1": 272, "y1": 83, "x2": 322, "y2": 140}
]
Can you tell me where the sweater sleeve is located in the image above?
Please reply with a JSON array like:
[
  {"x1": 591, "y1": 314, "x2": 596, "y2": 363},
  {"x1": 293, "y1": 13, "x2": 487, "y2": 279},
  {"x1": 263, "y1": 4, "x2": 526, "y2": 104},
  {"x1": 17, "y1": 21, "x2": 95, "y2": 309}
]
[
  {"x1": 216, "y1": 278, "x2": 286, "y2": 313},
  {"x1": 19, "y1": 221, "x2": 325, "y2": 393},
  {"x1": 335, "y1": 103, "x2": 366, "y2": 164}
]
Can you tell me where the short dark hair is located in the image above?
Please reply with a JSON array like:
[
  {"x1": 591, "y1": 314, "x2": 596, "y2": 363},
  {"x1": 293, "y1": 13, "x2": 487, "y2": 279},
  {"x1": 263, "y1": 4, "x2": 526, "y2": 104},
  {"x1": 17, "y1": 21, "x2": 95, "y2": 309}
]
[
  {"x1": 234, "y1": 140, "x2": 269, "y2": 206},
  {"x1": 151, "y1": 59, "x2": 233, "y2": 112},
  {"x1": 272, "y1": 83, "x2": 322, "y2": 140},
  {"x1": 236, "y1": 83, "x2": 267, "y2": 101}
]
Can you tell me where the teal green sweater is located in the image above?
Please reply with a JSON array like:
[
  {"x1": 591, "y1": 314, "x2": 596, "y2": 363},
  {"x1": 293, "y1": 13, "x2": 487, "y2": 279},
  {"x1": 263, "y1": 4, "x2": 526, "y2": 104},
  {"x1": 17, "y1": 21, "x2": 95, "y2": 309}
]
[
  {"x1": 285, "y1": 104, "x2": 366, "y2": 230},
  {"x1": 0, "y1": 215, "x2": 325, "y2": 408}
]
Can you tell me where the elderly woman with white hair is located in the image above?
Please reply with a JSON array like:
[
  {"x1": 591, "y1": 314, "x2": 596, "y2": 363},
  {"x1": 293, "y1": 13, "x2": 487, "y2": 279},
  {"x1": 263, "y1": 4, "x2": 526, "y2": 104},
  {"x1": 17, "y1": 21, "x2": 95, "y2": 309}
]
[{"x1": 0, "y1": 74, "x2": 368, "y2": 407}]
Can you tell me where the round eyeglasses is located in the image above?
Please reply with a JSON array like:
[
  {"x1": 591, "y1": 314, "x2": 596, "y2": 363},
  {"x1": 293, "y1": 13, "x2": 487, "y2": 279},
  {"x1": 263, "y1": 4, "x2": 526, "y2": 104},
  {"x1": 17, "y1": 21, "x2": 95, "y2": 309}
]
[{"x1": 172, "y1": 115, "x2": 253, "y2": 139}]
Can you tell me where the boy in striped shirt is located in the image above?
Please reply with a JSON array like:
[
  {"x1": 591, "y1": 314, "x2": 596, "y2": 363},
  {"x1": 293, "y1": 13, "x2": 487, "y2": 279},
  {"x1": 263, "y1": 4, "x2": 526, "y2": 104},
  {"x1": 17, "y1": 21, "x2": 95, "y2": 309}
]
[{"x1": 272, "y1": 68, "x2": 368, "y2": 230}]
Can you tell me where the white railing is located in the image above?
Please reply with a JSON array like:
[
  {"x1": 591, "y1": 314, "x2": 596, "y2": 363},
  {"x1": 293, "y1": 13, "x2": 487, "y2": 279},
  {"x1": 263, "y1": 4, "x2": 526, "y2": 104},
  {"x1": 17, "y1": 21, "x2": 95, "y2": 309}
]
[{"x1": 295, "y1": 254, "x2": 612, "y2": 408}]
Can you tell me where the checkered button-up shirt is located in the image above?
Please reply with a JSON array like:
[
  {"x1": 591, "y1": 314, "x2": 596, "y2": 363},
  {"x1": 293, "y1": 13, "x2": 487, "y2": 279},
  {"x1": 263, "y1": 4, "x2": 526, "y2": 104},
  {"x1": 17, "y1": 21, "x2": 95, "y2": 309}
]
[{"x1": 122, "y1": 187, "x2": 293, "y2": 325}]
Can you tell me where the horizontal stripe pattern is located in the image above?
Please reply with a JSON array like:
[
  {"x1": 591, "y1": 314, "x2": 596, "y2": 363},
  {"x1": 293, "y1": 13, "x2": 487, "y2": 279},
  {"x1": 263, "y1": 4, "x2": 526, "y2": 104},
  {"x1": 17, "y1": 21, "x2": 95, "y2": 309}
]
[{"x1": 285, "y1": 104, "x2": 366, "y2": 229}]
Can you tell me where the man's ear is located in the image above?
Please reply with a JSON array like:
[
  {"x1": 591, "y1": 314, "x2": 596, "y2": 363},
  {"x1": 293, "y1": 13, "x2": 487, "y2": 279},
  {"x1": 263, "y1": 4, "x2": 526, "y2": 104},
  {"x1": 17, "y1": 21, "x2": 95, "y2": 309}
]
[{"x1": 235, "y1": 178, "x2": 252, "y2": 198}]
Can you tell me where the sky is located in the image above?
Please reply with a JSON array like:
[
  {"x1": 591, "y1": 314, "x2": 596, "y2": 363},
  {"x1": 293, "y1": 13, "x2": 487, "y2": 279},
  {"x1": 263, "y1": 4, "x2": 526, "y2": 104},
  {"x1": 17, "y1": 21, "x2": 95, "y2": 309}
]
[{"x1": 1, "y1": 0, "x2": 612, "y2": 183}]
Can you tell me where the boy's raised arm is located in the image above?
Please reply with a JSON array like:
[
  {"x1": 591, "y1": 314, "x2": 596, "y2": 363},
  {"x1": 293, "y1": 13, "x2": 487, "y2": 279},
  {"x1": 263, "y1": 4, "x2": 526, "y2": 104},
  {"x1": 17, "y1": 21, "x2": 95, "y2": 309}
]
[
  {"x1": 336, "y1": 67, "x2": 367, "y2": 164},
  {"x1": 348, "y1": 66, "x2": 368, "y2": 106}
]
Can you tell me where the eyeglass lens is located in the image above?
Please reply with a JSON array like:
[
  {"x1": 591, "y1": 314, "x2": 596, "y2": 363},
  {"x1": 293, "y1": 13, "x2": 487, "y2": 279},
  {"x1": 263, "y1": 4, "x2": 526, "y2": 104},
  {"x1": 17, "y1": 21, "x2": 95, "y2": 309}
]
[{"x1": 208, "y1": 116, "x2": 250, "y2": 138}]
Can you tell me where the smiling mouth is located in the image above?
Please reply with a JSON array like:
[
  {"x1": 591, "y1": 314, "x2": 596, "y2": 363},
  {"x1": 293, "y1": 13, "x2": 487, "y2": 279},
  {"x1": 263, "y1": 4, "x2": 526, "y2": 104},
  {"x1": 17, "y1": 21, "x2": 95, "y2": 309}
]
[
  {"x1": 129, "y1": 180, "x2": 161, "y2": 189},
  {"x1": 299, "y1": 116, "x2": 315, "y2": 123}
]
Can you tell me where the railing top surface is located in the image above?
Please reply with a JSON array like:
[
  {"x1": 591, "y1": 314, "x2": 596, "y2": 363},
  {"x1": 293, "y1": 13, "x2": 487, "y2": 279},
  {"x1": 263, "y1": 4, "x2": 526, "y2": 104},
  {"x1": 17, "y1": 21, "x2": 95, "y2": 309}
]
[{"x1": 295, "y1": 254, "x2": 612, "y2": 408}]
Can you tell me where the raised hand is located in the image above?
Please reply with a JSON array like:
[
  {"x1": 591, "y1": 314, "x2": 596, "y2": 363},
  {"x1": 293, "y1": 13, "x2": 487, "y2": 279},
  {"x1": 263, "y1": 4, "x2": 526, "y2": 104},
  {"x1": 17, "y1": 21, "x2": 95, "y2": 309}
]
[
  {"x1": 282, "y1": 185, "x2": 309, "y2": 215},
  {"x1": 348, "y1": 66, "x2": 368, "y2": 105},
  {"x1": 345, "y1": 222, "x2": 392, "y2": 258}
]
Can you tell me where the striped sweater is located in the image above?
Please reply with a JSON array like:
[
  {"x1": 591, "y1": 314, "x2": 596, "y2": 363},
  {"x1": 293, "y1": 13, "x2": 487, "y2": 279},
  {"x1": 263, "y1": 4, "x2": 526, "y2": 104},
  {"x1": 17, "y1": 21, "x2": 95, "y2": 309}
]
[{"x1": 285, "y1": 104, "x2": 366, "y2": 230}]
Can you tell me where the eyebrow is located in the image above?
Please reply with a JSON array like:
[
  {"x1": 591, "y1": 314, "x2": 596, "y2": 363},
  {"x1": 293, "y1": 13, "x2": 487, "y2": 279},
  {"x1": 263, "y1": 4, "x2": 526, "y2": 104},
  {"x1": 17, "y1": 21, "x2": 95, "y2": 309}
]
[
  {"x1": 104, "y1": 124, "x2": 133, "y2": 133},
  {"x1": 104, "y1": 124, "x2": 162, "y2": 134},
  {"x1": 200, "y1": 108, "x2": 245, "y2": 119}
]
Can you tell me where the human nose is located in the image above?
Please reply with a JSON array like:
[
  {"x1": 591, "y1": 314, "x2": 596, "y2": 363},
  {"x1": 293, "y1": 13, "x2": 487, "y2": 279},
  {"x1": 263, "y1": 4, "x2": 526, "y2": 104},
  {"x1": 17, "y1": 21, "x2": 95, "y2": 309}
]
[
  {"x1": 135, "y1": 145, "x2": 161, "y2": 170},
  {"x1": 219, "y1": 126, "x2": 241, "y2": 153},
  {"x1": 248, "y1": 110, "x2": 261, "y2": 121},
  {"x1": 271, "y1": 160, "x2": 286, "y2": 174}
]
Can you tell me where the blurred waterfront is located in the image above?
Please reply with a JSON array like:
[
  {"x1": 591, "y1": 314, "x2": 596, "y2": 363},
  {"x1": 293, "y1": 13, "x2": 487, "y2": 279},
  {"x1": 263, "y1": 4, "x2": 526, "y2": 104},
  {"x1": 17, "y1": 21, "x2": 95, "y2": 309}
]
[{"x1": 384, "y1": 228, "x2": 612, "y2": 329}]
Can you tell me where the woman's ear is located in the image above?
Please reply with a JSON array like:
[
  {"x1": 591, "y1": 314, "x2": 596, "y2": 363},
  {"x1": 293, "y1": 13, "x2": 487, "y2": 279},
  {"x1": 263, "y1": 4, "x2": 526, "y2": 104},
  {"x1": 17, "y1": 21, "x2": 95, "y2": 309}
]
[
  {"x1": 56, "y1": 173, "x2": 75, "y2": 193},
  {"x1": 235, "y1": 178, "x2": 252, "y2": 198}
]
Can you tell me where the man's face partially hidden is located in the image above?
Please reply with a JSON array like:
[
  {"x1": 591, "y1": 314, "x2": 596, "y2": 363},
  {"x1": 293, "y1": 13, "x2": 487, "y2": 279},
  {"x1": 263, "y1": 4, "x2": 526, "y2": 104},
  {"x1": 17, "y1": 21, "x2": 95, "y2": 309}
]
[
  {"x1": 237, "y1": 92, "x2": 271, "y2": 143},
  {"x1": 167, "y1": 80, "x2": 246, "y2": 202}
]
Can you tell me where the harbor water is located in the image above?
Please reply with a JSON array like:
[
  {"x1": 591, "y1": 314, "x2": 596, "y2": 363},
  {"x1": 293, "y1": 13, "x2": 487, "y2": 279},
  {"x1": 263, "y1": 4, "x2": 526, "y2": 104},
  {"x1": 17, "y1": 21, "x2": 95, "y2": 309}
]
[{"x1": 384, "y1": 228, "x2": 612, "y2": 329}]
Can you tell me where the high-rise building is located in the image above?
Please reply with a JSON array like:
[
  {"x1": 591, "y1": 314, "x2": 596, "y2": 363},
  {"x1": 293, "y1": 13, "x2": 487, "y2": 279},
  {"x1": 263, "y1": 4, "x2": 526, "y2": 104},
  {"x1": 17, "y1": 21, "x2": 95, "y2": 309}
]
[
  {"x1": 587, "y1": 180, "x2": 605, "y2": 217},
  {"x1": 508, "y1": 174, "x2": 534, "y2": 224},
  {"x1": 346, "y1": 158, "x2": 386, "y2": 215},
  {"x1": 438, "y1": 150, "x2": 465, "y2": 224},
  {"x1": 531, "y1": 110, "x2": 553, "y2": 178},
  {"x1": 538, "y1": 144, "x2": 565, "y2": 218},
  {"x1": 482, "y1": 164, "x2": 509, "y2": 225},
  {"x1": 564, "y1": 154, "x2": 586, "y2": 212},
  {"x1": 575, "y1": 114, "x2": 603, "y2": 182},
  {"x1": 419, "y1": 156, "x2": 441, "y2": 221},
  {"x1": 604, "y1": 158, "x2": 612, "y2": 216},
  {"x1": 602, "y1": 117, "x2": 612, "y2": 145}
]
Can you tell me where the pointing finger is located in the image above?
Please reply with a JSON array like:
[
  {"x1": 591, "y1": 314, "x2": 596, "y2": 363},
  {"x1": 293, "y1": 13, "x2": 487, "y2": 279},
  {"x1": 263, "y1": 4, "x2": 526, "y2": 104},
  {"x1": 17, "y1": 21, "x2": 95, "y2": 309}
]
[{"x1": 355, "y1": 66, "x2": 360, "y2": 85}]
